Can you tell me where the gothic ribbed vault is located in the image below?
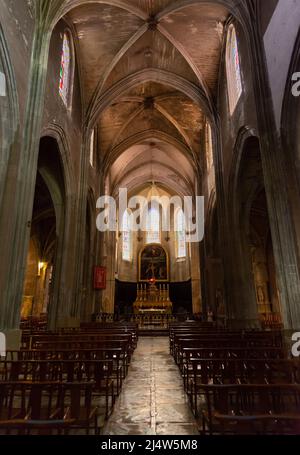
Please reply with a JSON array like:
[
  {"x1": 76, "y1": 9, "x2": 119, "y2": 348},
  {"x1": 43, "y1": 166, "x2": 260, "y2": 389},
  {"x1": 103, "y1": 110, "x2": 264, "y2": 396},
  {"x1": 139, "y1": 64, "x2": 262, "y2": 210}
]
[{"x1": 62, "y1": 0, "x2": 229, "y2": 194}]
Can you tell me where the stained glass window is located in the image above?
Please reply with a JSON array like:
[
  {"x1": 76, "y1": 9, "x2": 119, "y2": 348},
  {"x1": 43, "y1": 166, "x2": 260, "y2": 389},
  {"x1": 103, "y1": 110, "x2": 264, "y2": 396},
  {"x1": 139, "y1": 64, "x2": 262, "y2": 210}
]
[
  {"x1": 90, "y1": 129, "x2": 95, "y2": 167},
  {"x1": 122, "y1": 210, "x2": 132, "y2": 261},
  {"x1": 175, "y1": 209, "x2": 186, "y2": 259},
  {"x1": 226, "y1": 25, "x2": 242, "y2": 114},
  {"x1": 146, "y1": 207, "x2": 160, "y2": 244},
  {"x1": 59, "y1": 33, "x2": 71, "y2": 106}
]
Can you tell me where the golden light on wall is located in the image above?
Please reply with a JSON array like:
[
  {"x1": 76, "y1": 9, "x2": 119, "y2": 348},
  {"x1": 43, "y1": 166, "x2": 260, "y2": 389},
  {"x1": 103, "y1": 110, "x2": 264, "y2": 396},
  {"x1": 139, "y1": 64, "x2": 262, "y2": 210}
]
[{"x1": 38, "y1": 261, "x2": 47, "y2": 277}]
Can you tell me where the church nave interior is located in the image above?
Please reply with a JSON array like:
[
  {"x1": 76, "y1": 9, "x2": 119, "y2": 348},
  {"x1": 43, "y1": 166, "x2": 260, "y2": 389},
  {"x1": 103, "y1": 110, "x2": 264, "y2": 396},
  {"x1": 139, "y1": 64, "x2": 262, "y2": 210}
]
[{"x1": 0, "y1": 0, "x2": 300, "y2": 437}]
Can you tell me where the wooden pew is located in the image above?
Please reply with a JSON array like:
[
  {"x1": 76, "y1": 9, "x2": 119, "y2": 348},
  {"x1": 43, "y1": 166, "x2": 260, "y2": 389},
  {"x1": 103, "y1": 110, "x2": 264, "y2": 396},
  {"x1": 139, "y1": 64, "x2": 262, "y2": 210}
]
[
  {"x1": 0, "y1": 359, "x2": 115, "y2": 419},
  {"x1": 0, "y1": 381, "x2": 99, "y2": 435},
  {"x1": 185, "y1": 357, "x2": 300, "y2": 416},
  {"x1": 199, "y1": 384, "x2": 300, "y2": 435}
]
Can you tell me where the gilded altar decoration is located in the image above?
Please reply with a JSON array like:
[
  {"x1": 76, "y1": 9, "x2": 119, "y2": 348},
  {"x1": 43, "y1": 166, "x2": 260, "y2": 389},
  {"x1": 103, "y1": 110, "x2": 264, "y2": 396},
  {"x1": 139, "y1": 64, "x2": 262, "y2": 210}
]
[{"x1": 133, "y1": 282, "x2": 173, "y2": 314}]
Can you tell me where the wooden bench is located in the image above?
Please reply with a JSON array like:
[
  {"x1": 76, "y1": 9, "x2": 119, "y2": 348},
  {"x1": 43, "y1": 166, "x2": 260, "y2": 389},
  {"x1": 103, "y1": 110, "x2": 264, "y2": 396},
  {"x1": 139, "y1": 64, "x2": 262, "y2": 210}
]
[
  {"x1": 0, "y1": 381, "x2": 100, "y2": 435},
  {"x1": 185, "y1": 358, "x2": 300, "y2": 416},
  {"x1": 0, "y1": 359, "x2": 115, "y2": 419},
  {"x1": 199, "y1": 383, "x2": 300, "y2": 435}
]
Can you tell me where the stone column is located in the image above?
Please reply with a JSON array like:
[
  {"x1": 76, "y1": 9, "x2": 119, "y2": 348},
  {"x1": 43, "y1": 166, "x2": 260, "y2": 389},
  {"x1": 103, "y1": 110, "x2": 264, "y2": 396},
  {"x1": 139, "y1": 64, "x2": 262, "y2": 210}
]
[
  {"x1": 225, "y1": 233, "x2": 260, "y2": 330},
  {"x1": 190, "y1": 242, "x2": 202, "y2": 315},
  {"x1": 101, "y1": 231, "x2": 117, "y2": 314},
  {"x1": 0, "y1": 2, "x2": 65, "y2": 346},
  {"x1": 250, "y1": 20, "x2": 300, "y2": 330},
  {"x1": 70, "y1": 131, "x2": 90, "y2": 322}
]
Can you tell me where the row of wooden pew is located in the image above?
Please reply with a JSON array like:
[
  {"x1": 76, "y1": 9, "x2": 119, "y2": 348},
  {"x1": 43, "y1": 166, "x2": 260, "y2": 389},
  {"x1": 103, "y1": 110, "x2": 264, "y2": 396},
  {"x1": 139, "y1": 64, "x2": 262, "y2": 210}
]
[
  {"x1": 170, "y1": 322, "x2": 300, "y2": 435},
  {"x1": 0, "y1": 323, "x2": 137, "y2": 434}
]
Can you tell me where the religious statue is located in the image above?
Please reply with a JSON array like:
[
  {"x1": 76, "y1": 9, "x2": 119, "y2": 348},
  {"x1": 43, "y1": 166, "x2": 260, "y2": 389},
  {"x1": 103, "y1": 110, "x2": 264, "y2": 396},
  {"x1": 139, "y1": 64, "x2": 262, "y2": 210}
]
[{"x1": 207, "y1": 307, "x2": 214, "y2": 322}]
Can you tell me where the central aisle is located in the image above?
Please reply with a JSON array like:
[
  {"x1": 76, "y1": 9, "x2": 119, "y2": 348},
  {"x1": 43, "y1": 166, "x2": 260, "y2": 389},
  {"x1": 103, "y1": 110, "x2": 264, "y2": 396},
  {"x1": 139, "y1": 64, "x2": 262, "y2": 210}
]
[{"x1": 103, "y1": 337, "x2": 199, "y2": 435}]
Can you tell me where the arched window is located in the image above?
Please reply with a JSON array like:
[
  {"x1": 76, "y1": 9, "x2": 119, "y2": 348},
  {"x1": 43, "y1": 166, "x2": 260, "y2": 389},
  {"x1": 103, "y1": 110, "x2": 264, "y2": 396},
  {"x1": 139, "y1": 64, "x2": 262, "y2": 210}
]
[
  {"x1": 122, "y1": 210, "x2": 133, "y2": 261},
  {"x1": 226, "y1": 24, "x2": 242, "y2": 114},
  {"x1": 206, "y1": 122, "x2": 213, "y2": 171},
  {"x1": 59, "y1": 32, "x2": 72, "y2": 106},
  {"x1": 205, "y1": 121, "x2": 216, "y2": 193},
  {"x1": 90, "y1": 129, "x2": 95, "y2": 167},
  {"x1": 175, "y1": 209, "x2": 186, "y2": 259},
  {"x1": 146, "y1": 207, "x2": 160, "y2": 244}
]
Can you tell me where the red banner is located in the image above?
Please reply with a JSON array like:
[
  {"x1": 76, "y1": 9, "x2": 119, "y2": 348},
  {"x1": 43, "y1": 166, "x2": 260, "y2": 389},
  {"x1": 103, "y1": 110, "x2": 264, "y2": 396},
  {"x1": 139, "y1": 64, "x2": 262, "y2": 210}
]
[{"x1": 94, "y1": 266, "x2": 106, "y2": 289}]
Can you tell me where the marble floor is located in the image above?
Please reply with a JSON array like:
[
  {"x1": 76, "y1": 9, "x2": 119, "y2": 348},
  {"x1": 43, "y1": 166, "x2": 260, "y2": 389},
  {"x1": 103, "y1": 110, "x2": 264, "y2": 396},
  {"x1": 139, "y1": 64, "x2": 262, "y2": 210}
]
[{"x1": 103, "y1": 337, "x2": 199, "y2": 435}]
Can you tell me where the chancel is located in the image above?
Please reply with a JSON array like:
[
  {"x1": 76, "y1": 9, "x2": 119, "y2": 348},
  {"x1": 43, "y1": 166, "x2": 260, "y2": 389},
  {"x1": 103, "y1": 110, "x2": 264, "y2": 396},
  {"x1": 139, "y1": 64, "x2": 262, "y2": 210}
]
[{"x1": 0, "y1": 0, "x2": 300, "y2": 438}]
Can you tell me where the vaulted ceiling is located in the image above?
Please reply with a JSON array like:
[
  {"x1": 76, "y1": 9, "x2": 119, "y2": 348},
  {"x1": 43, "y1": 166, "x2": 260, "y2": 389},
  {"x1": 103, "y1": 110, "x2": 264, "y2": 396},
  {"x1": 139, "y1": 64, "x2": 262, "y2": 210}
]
[{"x1": 64, "y1": 1, "x2": 229, "y2": 194}]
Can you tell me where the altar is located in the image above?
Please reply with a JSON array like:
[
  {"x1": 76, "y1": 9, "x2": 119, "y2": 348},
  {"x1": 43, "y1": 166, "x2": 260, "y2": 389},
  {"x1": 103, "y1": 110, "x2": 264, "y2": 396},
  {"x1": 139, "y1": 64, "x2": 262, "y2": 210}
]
[
  {"x1": 133, "y1": 282, "x2": 173, "y2": 314},
  {"x1": 133, "y1": 244, "x2": 173, "y2": 315}
]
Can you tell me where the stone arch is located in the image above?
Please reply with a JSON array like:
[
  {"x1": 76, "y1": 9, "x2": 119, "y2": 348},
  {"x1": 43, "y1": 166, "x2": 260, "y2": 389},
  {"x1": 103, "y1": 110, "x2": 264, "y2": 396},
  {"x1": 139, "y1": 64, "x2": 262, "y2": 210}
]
[
  {"x1": 41, "y1": 123, "x2": 76, "y2": 198},
  {"x1": 226, "y1": 129, "x2": 261, "y2": 327},
  {"x1": 228, "y1": 129, "x2": 282, "y2": 327},
  {"x1": 21, "y1": 134, "x2": 72, "y2": 329}
]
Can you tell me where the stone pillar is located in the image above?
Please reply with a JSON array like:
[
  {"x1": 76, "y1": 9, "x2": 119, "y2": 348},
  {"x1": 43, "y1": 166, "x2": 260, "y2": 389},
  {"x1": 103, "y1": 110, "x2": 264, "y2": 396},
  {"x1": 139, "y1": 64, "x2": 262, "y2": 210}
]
[
  {"x1": 205, "y1": 257, "x2": 226, "y2": 322},
  {"x1": 190, "y1": 242, "x2": 202, "y2": 315},
  {"x1": 250, "y1": 20, "x2": 300, "y2": 330},
  {"x1": 0, "y1": 3, "x2": 60, "y2": 331},
  {"x1": 71, "y1": 131, "x2": 90, "y2": 321},
  {"x1": 99, "y1": 231, "x2": 116, "y2": 315},
  {"x1": 0, "y1": 1, "x2": 66, "y2": 346},
  {"x1": 225, "y1": 231, "x2": 260, "y2": 330}
]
